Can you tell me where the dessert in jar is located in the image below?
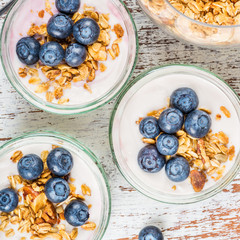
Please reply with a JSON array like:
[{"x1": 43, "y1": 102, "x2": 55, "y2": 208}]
[
  {"x1": 6, "y1": 0, "x2": 133, "y2": 106},
  {"x1": 0, "y1": 132, "x2": 110, "y2": 240},
  {"x1": 138, "y1": 0, "x2": 240, "y2": 46},
  {"x1": 110, "y1": 65, "x2": 240, "y2": 203}
]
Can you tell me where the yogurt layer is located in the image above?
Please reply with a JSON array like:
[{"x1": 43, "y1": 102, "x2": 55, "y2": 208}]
[
  {"x1": 10, "y1": 0, "x2": 129, "y2": 105},
  {"x1": 112, "y1": 66, "x2": 240, "y2": 195},
  {"x1": 0, "y1": 142, "x2": 104, "y2": 240}
]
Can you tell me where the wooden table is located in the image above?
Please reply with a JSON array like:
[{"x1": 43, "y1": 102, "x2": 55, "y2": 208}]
[{"x1": 0, "y1": 0, "x2": 239, "y2": 239}]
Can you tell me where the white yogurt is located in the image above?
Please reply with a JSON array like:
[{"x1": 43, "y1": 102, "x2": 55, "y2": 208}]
[
  {"x1": 10, "y1": 0, "x2": 129, "y2": 105},
  {"x1": 0, "y1": 143, "x2": 104, "y2": 240},
  {"x1": 112, "y1": 66, "x2": 240, "y2": 195}
]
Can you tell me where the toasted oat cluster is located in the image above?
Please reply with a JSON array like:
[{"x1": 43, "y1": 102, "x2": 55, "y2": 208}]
[
  {"x1": 18, "y1": 4, "x2": 124, "y2": 104},
  {"x1": 0, "y1": 146, "x2": 95, "y2": 239},
  {"x1": 170, "y1": 0, "x2": 240, "y2": 25},
  {"x1": 144, "y1": 0, "x2": 240, "y2": 25},
  {"x1": 137, "y1": 105, "x2": 235, "y2": 192}
]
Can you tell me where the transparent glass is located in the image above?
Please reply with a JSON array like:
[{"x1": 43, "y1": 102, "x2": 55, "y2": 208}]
[
  {"x1": 0, "y1": 0, "x2": 138, "y2": 114},
  {"x1": 138, "y1": 0, "x2": 240, "y2": 47},
  {"x1": 109, "y1": 65, "x2": 240, "y2": 204},
  {"x1": 0, "y1": 131, "x2": 111, "y2": 239}
]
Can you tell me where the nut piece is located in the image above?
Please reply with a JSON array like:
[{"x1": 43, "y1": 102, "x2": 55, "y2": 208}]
[
  {"x1": 18, "y1": 68, "x2": 28, "y2": 78},
  {"x1": 220, "y1": 106, "x2": 231, "y2": 118},
  {"x1": 59, "y1": 230, "x2": 71, "y2": 240},
  {"x1": 81, "y1": 184, "x2": 91, "y2": 196},
  {"x1": 81, "y1": 222, "x2": 96, "y2": 231},
  {"x1": 216, "y1": 114, "x2": 222, "y2": 121},
  {"x1": 69, "y1": 228, "x2": 78, "y2": 240},
  {"x1": 190, "y1": 170, "x2": 206, "y2": 192},
  {"x1": 5, "y1": 228, "x2": 15, "y2": 237},
  {"x1": 31, "y1": 192, "x2": 47, "y2": 213},
  {"x1": 11, "y1": 150, "x2": 23, "y2": 163},
  {"x1": 199, "y1": 107, "x2": 212, "y2": 114},
  {"x1": 113, "y1": 24, "x2": 124, "y2": 38},
  {"x1": 29, "y1": 77, "x2": 41, "y2": 85},
  {"x1": 99, "y1": 63, "x2": 107, "y2": 72},
  {"x1": 142, "y1": 138, "x2": 156, "y2": 144},
  {"x1": 38, "y1": 10, "x2": 45, "y2": 18},
  {"x1": 228, "y1": 145, "x2": 235, "y2": 161}
]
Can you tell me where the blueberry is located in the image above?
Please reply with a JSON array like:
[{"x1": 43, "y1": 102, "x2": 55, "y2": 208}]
[
  {"x1": 39, "y1": 42, "x2": 64, "y2": 66},
  {"x1": 47, "y1": 13, "x2": 73, "y2": 39},
  {"x1": 65, "y1": 43, "x2": 87, "y2": 67},
  {"x1": 45, "y1": 178, "x2": 70, "y2": 203},
  {"x1": 165, "y1": 156, "x2": 190, "y2": 182},
  {"x1": 138, "y1": 145, "x2": 165, "y2": 173},
  {"x1": 158, "y1": 108, "x2": 184, "y2": 134},
  {"x1": 56, "y1": 0, "x2": 80, "y2": 15},
  {"x1": 139, "y1": 117, "x2": 161, "y2": 139},
  {"x1": 139, "y1": 226, "x2": 164, "y2": 240},
  {"x1": 47, "y1": 148, "x2": 73, "y2": 177},
  {"x1": 17, "y1": 154, "x2": 43, "y2": 180},
  {"x1": 64, "y1": 199, "x2": 89, "y2": 226},
  {"x1": 16, "y1": 37, "x2": 40, "y2": 65},
  {"x1": 0, "y1": 188, "x2": 19, "y2": 213},
  {"x1": 156, "y1": 134, "x2": 179, "y2": 156},
  {"x1": 73, "y1": 18, "x2": 100, "y2": 46},
  {"x1": 170, "y1": 87, "x2": 199, "y2": 114},
  {"x1": 184, "y1": 110, "x2": 211, "y2": 138}
]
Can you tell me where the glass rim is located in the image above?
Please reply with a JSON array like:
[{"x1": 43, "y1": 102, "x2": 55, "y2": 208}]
[
  {"x1": 0, "y1": 0, "x2": 139, "y2": 115},
  {"x1": 137, "y1": 0, "x2": 240, "y2": 29},
  {"x1": 109, "y1": 64, "x2": 240, "y2": 204},
  {"x1": 0, "y1": 130, "x2": 111, "y2": 239}
]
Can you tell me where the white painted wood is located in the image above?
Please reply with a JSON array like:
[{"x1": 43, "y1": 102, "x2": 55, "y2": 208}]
[{"x1": 0, "y1": 0, "x2": 239, "y2": 239}]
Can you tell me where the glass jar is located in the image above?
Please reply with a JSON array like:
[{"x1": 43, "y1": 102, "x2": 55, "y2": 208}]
[{"x1": 110, "y1": 65, "x2": 240, "y2": 204}]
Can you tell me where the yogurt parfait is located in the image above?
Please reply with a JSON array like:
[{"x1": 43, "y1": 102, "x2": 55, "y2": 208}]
[
  {"x1": 0, "y1": 131, "x2": 110, "y2": 239},
  {"x1": 1, "y1": 0, "x2": 138, "y2": 114},
  {"x1": 110, "y1": 65, "x2": 240, "y2": 204}
]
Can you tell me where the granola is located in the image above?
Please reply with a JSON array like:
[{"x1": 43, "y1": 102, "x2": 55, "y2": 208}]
[
  {"x1": 169, "y1": 0, "x2": 240, "y2": 25},
  {"x1": 137, "y1": 103, "x2": 235, "y2": 192},
  {"x1": 18, "y1": 4, "x2": 124, "y2": 104},
  {"x1": 0, "y1": 148, "x2": 96, "y2": 239}
]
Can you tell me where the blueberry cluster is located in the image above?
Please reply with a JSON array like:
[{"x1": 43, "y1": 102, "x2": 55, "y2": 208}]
[
  {"x1": 16, "y1": 0, "x2": 100, "y2": 68},
  {"x1": 138, "y1": 87, "x2": 212, "y2": 182},
  {"x1": 0, "y1": 147, "x2": 89, "y2": 227}
]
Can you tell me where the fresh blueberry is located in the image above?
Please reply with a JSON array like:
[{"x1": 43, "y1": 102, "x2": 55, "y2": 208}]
[
  {"x1": 16, "y1": 37, "x2": 40, "y2": 65},
  {"x1": 39, "y1": 42, "x2": 64, "y2": 66},
  {"x1": 138, "y1": 145, "x2": 165, "y2": 173},
  {"x1": 64, "y1": 199, "x2": 89, "y2": 226},
  {"x1": 139, "y1": 117, "x2": 161, "y2": 139},
  {"x1": 47, "y1": 13, "x2": 73, "y2": 39},
  {"x1": 56, "y1": 0, "x2": 80, "y2": 15},
  {"x1": 184, "y1": 110, "x2": 211, "y2": 138},
  {"x1": 158, "y1": 108, "x2": 184, "y2": 134},
  {"x1": 65, "y1": 43, "x2": 87, "y2": 67},
  {"x1": 47, "y1": 148, "x2": 73, "y2": 177},
  {"x1": 45, "y1": 178, "x2": 70, "y2": 203},
  {"x1": 0, "y1": 188, "x2": 19, "y2": 213},
  {"x1": 17, "y1": 154, "x2": 43, "y2": 180},
  {"x1": 156, "y1": 134, "x2": 179, "y2": 156},
  {"x1": 73, "y1": 18, "x2": 100, "y2": 45},
  {"x1": 170, "y1": 87, "x2": 199, "y2": 114},
  {"x1": 139, "y1": 226, "x2": 164, "y2": 240},
  {"x1": 165, "y1": 156, "x2": 190, "y2": 182}
]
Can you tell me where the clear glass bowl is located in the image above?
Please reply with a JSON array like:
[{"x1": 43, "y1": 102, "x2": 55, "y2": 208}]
[
  {"x1": 0, "y1": 131, "x2": 111, "y2": 239},
  {"x1": 138, "y1": 0, "x2": 240, "y2": 47},
  {"x1": 0, "y1": 0, "x2": 138, "y2": 114},
  {"x1": 109, "y1": 65, "x2": 240, "y2": 204}
]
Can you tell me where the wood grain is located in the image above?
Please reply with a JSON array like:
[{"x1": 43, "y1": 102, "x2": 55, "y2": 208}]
[{"x1": 0, "y1": 0, "x2": 239, "y2": 239}]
